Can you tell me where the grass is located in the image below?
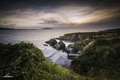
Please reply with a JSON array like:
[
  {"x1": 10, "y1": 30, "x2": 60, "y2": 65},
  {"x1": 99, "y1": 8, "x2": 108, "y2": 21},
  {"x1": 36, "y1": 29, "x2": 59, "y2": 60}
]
[
  {"x1": 1, "y1": 28, "x2": 120, "y2": 80},
  {"x1": 0, "y1": 42, "x2": 86, "y2": 80},
  {"x1": 71, "y1": 37, "x2": 120, "y2": 80},
  {"x1": 58, "y1": 28, "x2": 120, "y2": 80}
]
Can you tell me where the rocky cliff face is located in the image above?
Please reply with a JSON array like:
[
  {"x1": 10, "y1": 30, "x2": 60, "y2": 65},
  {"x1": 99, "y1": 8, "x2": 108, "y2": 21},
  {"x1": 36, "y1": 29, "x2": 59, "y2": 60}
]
[{"x1": 59, "y1": 32, "x2": 95, "y2": 42}]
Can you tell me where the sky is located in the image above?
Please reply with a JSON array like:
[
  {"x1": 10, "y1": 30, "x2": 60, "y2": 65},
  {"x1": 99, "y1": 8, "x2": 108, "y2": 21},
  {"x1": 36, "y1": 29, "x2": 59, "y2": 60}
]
[{"x1": 0, "y1": 0, "x2": 120, "y2": 29}]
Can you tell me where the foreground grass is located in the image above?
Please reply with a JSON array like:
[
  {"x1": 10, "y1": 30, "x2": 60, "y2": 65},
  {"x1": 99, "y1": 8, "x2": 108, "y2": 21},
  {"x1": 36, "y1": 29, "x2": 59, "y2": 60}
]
[{"x1": 0, "y1": 42, "x2": 86, "y2": 80}]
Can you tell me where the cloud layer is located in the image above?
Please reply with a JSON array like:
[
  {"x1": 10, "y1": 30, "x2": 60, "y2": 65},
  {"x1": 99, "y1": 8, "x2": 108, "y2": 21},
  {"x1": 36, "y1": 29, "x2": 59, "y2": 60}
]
[{"x1": 0, "y1": 0, "x2": 120, "y2": 28}]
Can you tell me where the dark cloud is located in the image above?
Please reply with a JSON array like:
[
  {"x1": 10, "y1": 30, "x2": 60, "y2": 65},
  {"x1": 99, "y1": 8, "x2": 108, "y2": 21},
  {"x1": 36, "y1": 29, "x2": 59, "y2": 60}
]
[
  {"x1": 0, "y1": 0, "x2": 120, "y2": 28},
  {"x1": 0, "y1": 0, "x2": 120, "y2": 14},
  {"x1": 0, "y1": 0, "x2": 120, "y2": 11}
]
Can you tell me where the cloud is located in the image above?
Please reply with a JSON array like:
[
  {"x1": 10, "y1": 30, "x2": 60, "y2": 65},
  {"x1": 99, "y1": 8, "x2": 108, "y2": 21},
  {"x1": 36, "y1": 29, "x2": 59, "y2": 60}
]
[
  {"x1": 0, "y1": 0, "x2": 120, "y2": 28},
  {"x1": 0, "y1": 0, "x2": 120, "y2": 12},
  {"x1": 39, "y1": 18, "x2": 59, "y2": 24}
]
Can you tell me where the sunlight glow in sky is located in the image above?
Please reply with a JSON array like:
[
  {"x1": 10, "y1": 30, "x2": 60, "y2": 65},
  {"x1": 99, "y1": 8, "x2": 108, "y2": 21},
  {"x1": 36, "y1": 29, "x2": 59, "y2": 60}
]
[{"x1": 0, "y1": 0, "x2": 120, "y2": 29}]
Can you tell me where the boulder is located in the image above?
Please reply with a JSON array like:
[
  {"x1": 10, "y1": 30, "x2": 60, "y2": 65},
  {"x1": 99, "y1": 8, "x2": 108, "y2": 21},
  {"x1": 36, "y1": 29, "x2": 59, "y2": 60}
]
[
  {"x1": 55, "y1": 40, "x2": 66, "y2": 50},
  {"x1": 44, "y1": 44, "x2": 48, "y2": 46},
  {"x1": 65, "y1": 44, "x2": 74, "y2": 53},
  {"x1": 45, "y1": 39, "x2": 57, "y2": 46}
]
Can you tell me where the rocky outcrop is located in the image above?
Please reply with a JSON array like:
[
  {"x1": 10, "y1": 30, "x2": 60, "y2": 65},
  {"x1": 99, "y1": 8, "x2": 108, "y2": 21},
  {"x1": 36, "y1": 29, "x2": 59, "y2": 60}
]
[
  {"x1": 58, "y1": 32, "x2": 96, "y2": 42},
  {"x1": 46, "y1": 39, "x2": 66, "y2": 51},
  {"x1": 55, "y1": 40, "x2": 66, "y2": 50},
  {"x1": 45, "y1": 39, "x2": 57, "y2": 46},
  {"x1": 65, "y1": 44, "x2": 74, "y2": 53},
  {"x1": 46, "y1": 39, "x2": 81, "y2": 60}
]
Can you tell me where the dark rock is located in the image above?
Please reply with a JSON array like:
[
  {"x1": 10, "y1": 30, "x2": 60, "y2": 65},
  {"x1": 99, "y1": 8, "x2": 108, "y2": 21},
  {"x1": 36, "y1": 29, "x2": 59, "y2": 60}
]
[
  {"x1": 65, "y1": 43, "x2": 83, "y2": 53},
  {"x1": 44, "y1": 44, "x2": 48, "y2": 46},
  {"x1": 55, "y1": 40, "x2": 66, "y2": 50},
  {"x1": 65, "y1": 44, "x2": 74, "y2": 53},
  {"x1": 58, "y1": 36, "x2": 64, "y2": 40},
  {"x1": 45, "y1": 39, "x2": 57, "y2": 46}
]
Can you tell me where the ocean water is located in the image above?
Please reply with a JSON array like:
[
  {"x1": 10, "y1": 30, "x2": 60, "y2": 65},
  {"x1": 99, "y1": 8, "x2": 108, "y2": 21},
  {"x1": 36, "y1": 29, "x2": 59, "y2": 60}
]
[{"x1": 0, "y1": 28, "x2": 101, "y2": 67}]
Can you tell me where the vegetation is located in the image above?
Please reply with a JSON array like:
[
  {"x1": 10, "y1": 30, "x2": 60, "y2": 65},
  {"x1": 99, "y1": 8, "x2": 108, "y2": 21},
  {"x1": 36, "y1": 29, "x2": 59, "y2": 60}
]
[
  {"x1": 59, "y1": 28, "x2": 120, "y2": 52},
  {"x1": 1, "y1": 28, "x2": 120, "y2": 80},
  {"x1": 59, "y1": 28, "x2": 120, "y2": 42},
  {"x1": 71, "y1": 37, "x2": 120, "y2": 80},
  {"x1": 0, "y1": 42, "x2": 85, "y2": 80},
  {"x1": 57, "y1": 28, "x2": 120, "y2": 80}
]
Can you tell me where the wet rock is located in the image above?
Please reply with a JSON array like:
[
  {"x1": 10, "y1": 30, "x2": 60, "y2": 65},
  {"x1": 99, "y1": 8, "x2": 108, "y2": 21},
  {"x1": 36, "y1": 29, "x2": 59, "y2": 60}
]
[
  {"x1": 44, "y1": 44, "x2": 48, "y2": 46},
  {"x1": 65, "y1": 44, "x2": 74, "y2": 53},
  {"x1": 55, "y1": 40, "x2": 66, "y2": 50},
  {"x1": 45, "y1": 39, "x2": 57, "y2": 46}
]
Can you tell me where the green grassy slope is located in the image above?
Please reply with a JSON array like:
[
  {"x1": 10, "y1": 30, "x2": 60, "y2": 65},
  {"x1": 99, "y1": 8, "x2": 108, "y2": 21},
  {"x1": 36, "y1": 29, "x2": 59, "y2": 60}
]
[
  {"x1": 0, "y1": 42, "x2": 85, "y2": 80},
  {"x1": 71, "y1": 37, "x2": 120, "y2": 80}
]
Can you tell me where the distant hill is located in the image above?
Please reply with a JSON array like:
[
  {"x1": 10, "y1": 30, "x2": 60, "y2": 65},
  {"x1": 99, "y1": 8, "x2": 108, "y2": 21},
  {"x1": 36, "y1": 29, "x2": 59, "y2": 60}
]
[
  {"x1": 42, "y1": 28, "x2": 53, "y2": 30},
  {"x1": 0, "y1": 28, "x2": 14, "y2": 30},
  {"x1": 58, "y1": 28, "x2": 120, "y2": 42},
  {"x1": 0, "y1": 27, "x2": 53, "y2": 30},
  {"x1": 102, "y1": 28, "x2": 120, "y2": 33}
]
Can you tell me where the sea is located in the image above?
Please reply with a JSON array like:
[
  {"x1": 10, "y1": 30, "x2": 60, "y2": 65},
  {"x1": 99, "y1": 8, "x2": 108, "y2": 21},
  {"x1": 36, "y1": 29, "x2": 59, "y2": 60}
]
[{"x1": 0, "y1": 28, "x2": 104, "y2": 67}]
